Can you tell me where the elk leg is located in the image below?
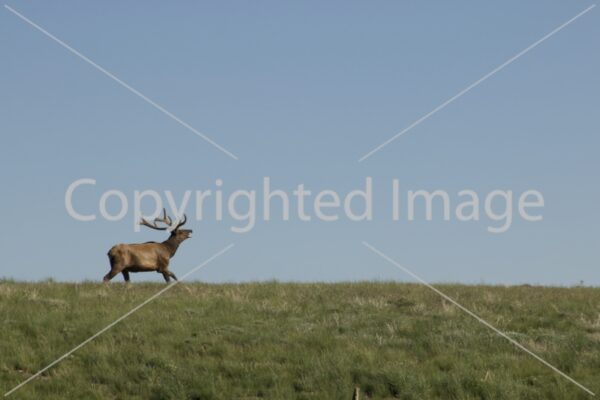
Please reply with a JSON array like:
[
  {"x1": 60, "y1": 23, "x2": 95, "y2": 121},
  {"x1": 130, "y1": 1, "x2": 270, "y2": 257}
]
[
  {"x1": 122, "y1": 270, "x2": 130, "y2": 282},
  {"x1": 161, "y1": 272, "x2": 171, "y2": 283},
  {"x1": 103, "y1": 269, "x2": 119, "y2": 282},
  {"x1": 168, "y1": 271, "x2": 178, "y2": 281}
]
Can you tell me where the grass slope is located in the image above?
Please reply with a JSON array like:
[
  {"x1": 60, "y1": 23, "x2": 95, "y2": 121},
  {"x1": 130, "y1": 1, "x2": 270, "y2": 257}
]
[{"x1": 1, "y1": 281, "x2": 599, "y2": 399}]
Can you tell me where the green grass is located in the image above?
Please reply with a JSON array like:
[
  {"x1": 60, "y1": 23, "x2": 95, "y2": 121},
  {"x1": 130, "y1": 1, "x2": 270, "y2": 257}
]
[{"x1": 1, "y1": 281, "x2": 599, "y2": 399}]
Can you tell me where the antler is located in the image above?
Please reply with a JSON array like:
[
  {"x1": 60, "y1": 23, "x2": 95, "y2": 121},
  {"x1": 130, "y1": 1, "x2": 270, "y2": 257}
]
[
  {"x1": 154, "y1": 208, "x2": 173, "y2": 227},
  {"x1": 172, "y1": 214, "x2": 187, "y2": 231},
  {"x1": 140, "y1": 208, "x2": 173, "y2": 231}
]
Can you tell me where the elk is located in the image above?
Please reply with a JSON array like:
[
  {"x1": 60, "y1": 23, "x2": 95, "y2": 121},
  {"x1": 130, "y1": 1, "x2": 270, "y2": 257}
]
[{"x1": 104, "y1": 209, "x2": 192, "y2": 283}]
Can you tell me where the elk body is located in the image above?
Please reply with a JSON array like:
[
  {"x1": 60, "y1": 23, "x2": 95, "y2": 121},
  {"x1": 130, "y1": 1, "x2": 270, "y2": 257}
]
[{"x1": 105, "y1": 209, "x2": 192, "y2": 283}]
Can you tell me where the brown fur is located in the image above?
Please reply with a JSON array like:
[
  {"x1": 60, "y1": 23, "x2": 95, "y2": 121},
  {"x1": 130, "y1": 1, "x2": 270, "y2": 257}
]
[{"x1": 104, "y1": 211, "x2": 192, "y2": 283}]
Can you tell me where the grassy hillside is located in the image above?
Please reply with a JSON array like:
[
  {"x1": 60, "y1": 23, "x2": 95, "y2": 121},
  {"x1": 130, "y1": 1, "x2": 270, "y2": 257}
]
[{"x1": 1, "y1": 281, "x2": 599, "y2": 399}]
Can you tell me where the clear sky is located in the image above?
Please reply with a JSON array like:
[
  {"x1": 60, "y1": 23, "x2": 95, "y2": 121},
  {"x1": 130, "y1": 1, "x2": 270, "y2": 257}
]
[{"x1": 1, "y1": 1, "x2": 598, "y2": 285}]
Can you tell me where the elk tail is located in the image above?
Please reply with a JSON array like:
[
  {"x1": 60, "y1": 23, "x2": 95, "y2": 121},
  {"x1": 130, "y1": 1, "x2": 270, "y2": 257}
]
[{"x1": 107, "y1": 246, "x2": 119, "y2": 262}]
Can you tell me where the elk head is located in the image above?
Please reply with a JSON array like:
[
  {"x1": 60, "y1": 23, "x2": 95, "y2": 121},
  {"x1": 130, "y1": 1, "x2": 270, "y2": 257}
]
[{"x1": 140, "y1": 208, "x2": 193, "y2": 244}]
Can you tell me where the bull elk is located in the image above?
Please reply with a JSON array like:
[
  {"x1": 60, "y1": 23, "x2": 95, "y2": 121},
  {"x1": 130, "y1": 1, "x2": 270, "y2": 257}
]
[{"x1": 104, "y1": 209, "x2": 192, "y2": 283}]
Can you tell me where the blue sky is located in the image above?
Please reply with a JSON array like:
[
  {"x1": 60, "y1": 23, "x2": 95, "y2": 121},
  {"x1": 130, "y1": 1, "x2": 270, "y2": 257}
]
[{"x1": 1, "y1": 1, "x2": 598, "y2": 284}]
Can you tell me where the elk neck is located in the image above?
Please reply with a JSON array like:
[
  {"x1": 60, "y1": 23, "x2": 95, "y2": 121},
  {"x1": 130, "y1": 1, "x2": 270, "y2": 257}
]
[{"x1": 162, "y1": 235, "x2": 184, "y2": 257}]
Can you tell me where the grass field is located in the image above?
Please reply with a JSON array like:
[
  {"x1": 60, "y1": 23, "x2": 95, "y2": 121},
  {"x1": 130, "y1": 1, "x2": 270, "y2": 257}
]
[{"x1": 1, "y1": 281, "x2": 599, "y2": 399}]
